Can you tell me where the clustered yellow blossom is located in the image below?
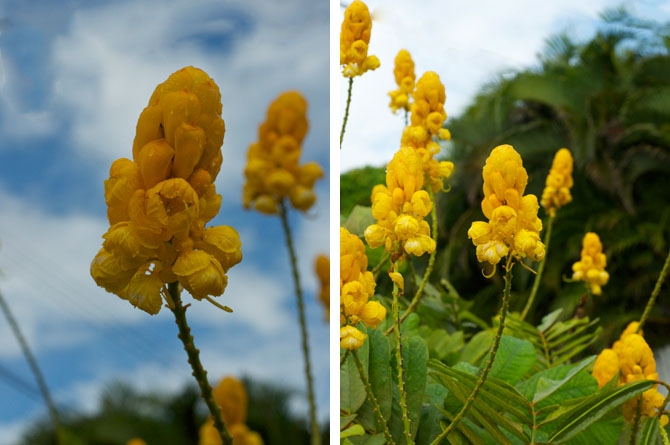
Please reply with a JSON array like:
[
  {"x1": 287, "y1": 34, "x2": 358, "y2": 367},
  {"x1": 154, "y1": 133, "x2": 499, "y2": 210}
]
[
  {"x1": 340, "y1": 0, "x2": 380, "y2": 78},
  {"x1": 400, "y1": 71, "x2": 454, "y2": 191},
  {"x1": 388, "y1": 49, "x2": 415, "y2": 114},
  {"x1": 467, "y1": 144, "x2": 545, "y2": 266},
  {"x1": 572, "y1": 232, "x2": 609, "y2": 295},
  {"x1": 315, "y1": 254, "x2": 330, "y2": 320},
  {"x1": 592, "y1": 323, "x2": 668, "y2": 426},
  {"x1": 91, "y1": 66, "x2": 242, "y2": 315},
  {"x1": 364, "y1": 147, "x2": 436, "y2": 258},
  {"x1": 199, "y1": 377, "x2": 263, "y2": 445},
  {"x1": 541, "y1": 148, "x2": 574, "y2": 217},
  {"x1": 242, "y1": 91, "x2": 324, "y2": 214},
  {"x1": 340, "y1": 227, "x2": 385, "y2": 350}
]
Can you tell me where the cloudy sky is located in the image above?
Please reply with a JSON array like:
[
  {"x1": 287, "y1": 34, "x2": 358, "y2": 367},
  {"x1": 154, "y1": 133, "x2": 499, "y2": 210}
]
[
  {"x1": 339, "y1": 0, "x2": 670, "y2": 172},
  {"x1": 0, "y1": 0, "x2": 329, "y2": 443}
]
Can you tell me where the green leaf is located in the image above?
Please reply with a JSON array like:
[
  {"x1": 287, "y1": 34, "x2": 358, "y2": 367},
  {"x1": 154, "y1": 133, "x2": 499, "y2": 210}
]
[
  {"x1": 488, "y1": 336, "x2": 536, "y2": 384},
  {"x1": 536, "y1": 308, "x2": 563, "y2": 332},
  {"x1": 543, "y1": 379, "x2": 656, "y2": 442},
  {"x1": 342, "y1": 205, "x2": 375, "y2": 237},
  {"x1": 403, "y1": 335, "x2": 429, "y2": 439},
  {"x1": 341, "y1": 424, "x2": 365, "y2": 439},
  {"x1": 357, "y1": 328, "x2": 393, "y2": 431},
  {"x1": 637, "y1": 416, "x2": 660, "y2": 445},
  {"x1": 459, "y1": 329, "x2": 494, "y2": 366},
  {"x1": 531, "y1": 356, "x2": 595, "y2": 403},
  {"x1": 415, "y1": 382, "x2": 450, "y2": 445}
]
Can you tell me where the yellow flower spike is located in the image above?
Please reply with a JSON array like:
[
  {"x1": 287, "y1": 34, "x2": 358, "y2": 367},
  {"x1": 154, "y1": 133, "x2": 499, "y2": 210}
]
[
  {"x1": 172, "y1": 250, "x2": 227, "y2": 300},
  {"x1": 389, "y1": 49, "x2": 415, "y2": 113},
  {"x1": 469, "y1": 145, "x2": 544, "y2": 266},
  {"x1": 572, "y1": 232, "x2": 609, "y2": 295},
  {"x1": 340, "y1": 0, "x2": 380, "y2": 78},
  {"x1": 541, "y1": 148, "x2": 574, "y2": 217},
  {"x1": 340, "y1": 325, "x2": 367, "y2": 350},
  {"x1": 592, "y1": 348, "x2": 620, "y2": 388},
  {"x1": 93, "y1": 67, "x2": 239, "y2": 315},
  {"x1": 244, "y1": 91, "x2": 322, "y2": 213}
]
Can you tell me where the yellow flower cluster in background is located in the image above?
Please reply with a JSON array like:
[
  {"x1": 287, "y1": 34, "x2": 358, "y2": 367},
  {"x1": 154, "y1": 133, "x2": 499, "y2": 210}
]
[
  {"x1": 388, "y1": 49, "x2": 415, "y2": 113},
  {"x1": 340, "y1": 0, "x2": 380, "y2": 78},
  {"x1": 400, "y1": 71, "x2": 453, "y2": 191},
  {"x1": 199, "y1": 377, "x2": 263, "y2": 445},
  {"x1": 541, "y1": 148, "x2": 574, "y2": 217},
  {"x1": 365, "y1": 147, "x2": 436, "y2": 257},
  {"x1": 592, "y1": 322, "x2": 668, "y2": 426},
  {"x1": 468, "y1": 144, "x2": 545, "y2": 265},
  {"x1": 315, "y1": 254, "x2": 330, "y2": 320},
  {"x1": 242, "y1": 91, "x2": 323, "y2": 214},
  {"x1": 91, "y1": 66, "x2": 242, "y2": 314},
  {"x1": 572, "y1": 232, "x2": 609, "y2": 295},
  {"x1": 340, "y1": 227, "x2": 385, "y2": 350}
]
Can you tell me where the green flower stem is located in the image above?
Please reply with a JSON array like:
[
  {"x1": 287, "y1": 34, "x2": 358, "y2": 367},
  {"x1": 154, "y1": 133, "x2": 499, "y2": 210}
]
[
  {"x1": 352, "y1": 350, "x2": 396, "y2": 445},
  {"x1": 278, "y1": 200, "x2": 320, "y2": 445},
  {"x1": 0, "y1": 289, "x2": 63, "y2": 444},
  {"x1": 340, "y1": 77, "x2": 353, "y2": 149},
  {"x1": 661, "y1": 423, "x2": 670, "y2": 445},
  {"x1": 391, "y1": 260, "x2": 414, "y2": 445},
  {"x1": 168, "y1": 282, "x2": 232, "y2": 445},
  {"x1": 521, "y1": 214, "x2": 554, "y2": 321},
  {"x1": 637, "y1": 247, "x2": 670, "y2": 332},
  {"x1": 432, "y1": 256, "x2": 515, "y2": 444}
]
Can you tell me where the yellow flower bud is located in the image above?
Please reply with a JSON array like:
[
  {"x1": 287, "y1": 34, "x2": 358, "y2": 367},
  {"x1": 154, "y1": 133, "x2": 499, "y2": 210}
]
[
  {"x1": 340, "y1": 325, "x2": 367, "y2": 350},
  {"x1": 359, "y1": 301, "x2": 386, "y2": 329},
  {"x1": 172, "y1": 250, "x2": 227, "y2": 300}
]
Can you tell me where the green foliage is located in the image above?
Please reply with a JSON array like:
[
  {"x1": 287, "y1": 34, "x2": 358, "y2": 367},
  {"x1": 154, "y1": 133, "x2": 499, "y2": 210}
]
[{"x1": 19, "y1": 378, "x2": 326, "y2": 445}]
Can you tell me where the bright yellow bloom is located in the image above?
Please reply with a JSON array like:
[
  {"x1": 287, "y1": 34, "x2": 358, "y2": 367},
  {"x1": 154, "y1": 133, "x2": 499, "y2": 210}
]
[
  {"x1": 592, "y1": 327, "x2": 668, "y2": 426},
  {"x1": 468, "y1": 145, "x2": 545, "y2": 265},
  {"x1": 365, "y1": 147, "x2": 436, "y2": 257},
  {"x1": 541, "y1": 148, "x2": 574, "y2": 217},
  {"x1": 243, "y1": 92, "x2": 323, "y2": 214},
  {"x1": 91, "y1": 67, "x2": 242, "y2": 314},
  {"x1": 572, "y1": 232, "x2": 609, "y2": 295},
  {"x1": 340, "y1": 227, "x2": 384, "y2": 349},
  {"x1": 340, "y1": 325, "x2": 367, "y2": 350},
  {"x1": 388, "y1": 49, "x2": 415, "y2": 113},
  {"x1": 199, "y1": 377, "x2": 263, "y2": 445},
  {"x1": 399, "y1": 71, "x2": 454, "y2": 191},
  {"x1": 340, "y1": 0, "x2": 380, "y2": 77},
  {"x1": 315, "y1": 254, "x2": 330, "y2": 320},
  {"x1": 592, "y1": 348, "x2": 619, "y2": 388}
]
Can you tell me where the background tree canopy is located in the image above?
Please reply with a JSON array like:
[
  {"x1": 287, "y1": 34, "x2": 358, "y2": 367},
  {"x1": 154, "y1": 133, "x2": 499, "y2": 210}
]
[{"x1": 341, "y1": 7, "x2": 670, "y2": 351}]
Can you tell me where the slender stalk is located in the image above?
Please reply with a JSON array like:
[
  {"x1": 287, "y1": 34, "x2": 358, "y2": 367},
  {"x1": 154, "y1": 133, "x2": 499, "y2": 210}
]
[
  {"x1": 629, "y1": 396, "x2": 643, "y2": 445},
  {"x1": 168, "y1": 282, "x2": 232, "y2": 445},
  {"x1": 431, "y1": 256, "x2": 515, "y2": 444},
  {"x1": 637, "y1": 248, "x2": 670, "y2": 332},
  {"x1": 0, "y1": 289, "x2": 62, "y2": 443},
  {"x1": 340, "y1": 77, "x2": 354, "y2": 148},
  {"x1": 521, "y1": 215, "x2": 554, "y2": 321},
  {"x1": 278, "y1": 200, "x2": 320, "y2": 445},
  {"x1": 385, "y1": 187, "x2": 439, "y2": 336},
  {"x1": 352, "y1": 350, "x2": 395, "y2": 445},
  {"x1": 391, "y1": 259, "x2": 413, "y2": 445}
]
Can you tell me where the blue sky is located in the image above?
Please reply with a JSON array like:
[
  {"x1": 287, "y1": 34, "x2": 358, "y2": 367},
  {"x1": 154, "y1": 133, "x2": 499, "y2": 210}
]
[
  {"x1": 0, "y1": 0, "x2": 329, "y2": 443},
  {"x1": 339, "y1": 0, "x2": 670, "y2": 171}
]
